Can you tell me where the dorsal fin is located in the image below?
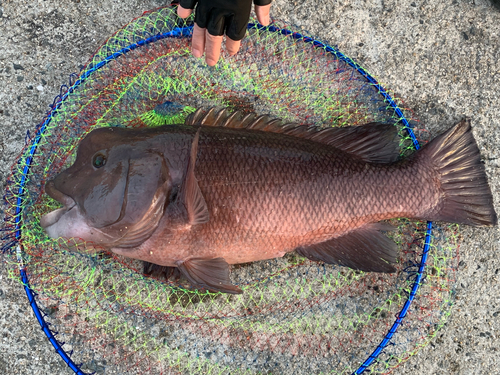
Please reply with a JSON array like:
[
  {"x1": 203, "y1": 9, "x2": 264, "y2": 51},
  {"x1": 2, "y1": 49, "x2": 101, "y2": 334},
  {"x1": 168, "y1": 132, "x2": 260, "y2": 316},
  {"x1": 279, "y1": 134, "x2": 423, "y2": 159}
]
[
  {"x1": 185, "y1": 108, "x2": 401, "y2": 163},
  {"x1": 185, "y1": 107, "x2": 283, "y2": 131}
]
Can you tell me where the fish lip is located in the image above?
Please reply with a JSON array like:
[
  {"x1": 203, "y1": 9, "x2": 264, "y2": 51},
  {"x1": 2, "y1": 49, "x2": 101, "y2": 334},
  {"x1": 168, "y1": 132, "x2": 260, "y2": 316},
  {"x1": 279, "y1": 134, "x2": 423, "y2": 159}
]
[{"x1": 40, "y1": 180, "x2": 76, "y2": 229}]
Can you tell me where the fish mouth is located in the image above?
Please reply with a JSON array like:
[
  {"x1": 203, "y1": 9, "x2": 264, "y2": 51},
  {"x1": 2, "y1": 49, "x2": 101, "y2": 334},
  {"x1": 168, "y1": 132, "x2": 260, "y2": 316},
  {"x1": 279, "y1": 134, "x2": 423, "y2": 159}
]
[{"x1": 40, "y1": 180, "x2": 76, "y2": 229}]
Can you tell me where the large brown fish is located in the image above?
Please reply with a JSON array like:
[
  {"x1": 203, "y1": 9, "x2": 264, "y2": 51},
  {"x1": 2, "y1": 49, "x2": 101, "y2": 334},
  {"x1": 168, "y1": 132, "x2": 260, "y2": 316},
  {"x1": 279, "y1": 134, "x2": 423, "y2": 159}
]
[{"x1": 40, "y1": 108, "x2": 497, "y2": 293}]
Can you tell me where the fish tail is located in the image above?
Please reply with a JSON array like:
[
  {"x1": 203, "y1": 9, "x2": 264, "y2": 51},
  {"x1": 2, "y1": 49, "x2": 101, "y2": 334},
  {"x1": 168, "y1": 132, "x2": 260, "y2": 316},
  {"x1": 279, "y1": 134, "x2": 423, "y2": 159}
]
[{"x1": 420, "y1": 119, "x2": 497, "y2": 226}]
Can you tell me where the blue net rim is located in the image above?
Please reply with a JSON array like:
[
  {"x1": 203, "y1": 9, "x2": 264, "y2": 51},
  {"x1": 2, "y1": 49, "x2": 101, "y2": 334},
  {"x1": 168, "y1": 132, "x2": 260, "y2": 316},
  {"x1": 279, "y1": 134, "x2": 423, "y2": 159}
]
[{"x1": 10, "y1": 21, "x2": 433, "y2": 375}]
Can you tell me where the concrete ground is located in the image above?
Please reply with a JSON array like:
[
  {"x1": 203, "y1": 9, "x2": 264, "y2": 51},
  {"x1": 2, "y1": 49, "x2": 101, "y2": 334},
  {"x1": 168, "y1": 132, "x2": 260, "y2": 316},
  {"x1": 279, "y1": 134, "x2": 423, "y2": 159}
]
[{"x1": 0, "y1": 0, "x2": 499, "y2": 374}]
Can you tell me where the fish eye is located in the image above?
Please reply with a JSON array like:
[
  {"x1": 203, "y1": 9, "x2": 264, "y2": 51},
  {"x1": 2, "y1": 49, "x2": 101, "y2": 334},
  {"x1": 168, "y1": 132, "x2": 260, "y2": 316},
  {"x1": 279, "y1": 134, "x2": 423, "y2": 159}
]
[{"x1": 92, "y1": 153, "x2": 107, "y2": 168}]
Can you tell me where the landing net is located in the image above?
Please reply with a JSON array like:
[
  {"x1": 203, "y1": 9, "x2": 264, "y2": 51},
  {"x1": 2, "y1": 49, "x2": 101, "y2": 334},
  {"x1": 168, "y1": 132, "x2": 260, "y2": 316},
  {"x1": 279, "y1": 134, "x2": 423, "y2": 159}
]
[{"x1": 1, "y1": 6, "x2": 459, "y2": 374}]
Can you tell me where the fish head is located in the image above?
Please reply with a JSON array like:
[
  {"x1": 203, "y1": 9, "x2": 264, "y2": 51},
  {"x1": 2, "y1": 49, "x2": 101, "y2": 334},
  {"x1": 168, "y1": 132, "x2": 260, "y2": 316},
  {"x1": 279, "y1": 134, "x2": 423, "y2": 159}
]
[{"x1": 41, "y1": 127, "x2": 171, "y2": 247}]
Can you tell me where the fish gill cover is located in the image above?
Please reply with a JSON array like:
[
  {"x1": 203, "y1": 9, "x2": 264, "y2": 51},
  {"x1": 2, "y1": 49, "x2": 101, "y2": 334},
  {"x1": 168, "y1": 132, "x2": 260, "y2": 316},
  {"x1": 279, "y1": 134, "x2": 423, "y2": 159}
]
[{"x1": 0, "y1": 6, "x2": 459, "y2": 375}]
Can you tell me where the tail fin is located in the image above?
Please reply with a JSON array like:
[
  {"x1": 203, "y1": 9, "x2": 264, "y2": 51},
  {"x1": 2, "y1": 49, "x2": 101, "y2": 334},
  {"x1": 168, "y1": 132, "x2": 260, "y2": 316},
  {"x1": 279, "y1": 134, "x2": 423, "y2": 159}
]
[{"x1": 420, "y1": 119, "x2": 497, "y2": 226}]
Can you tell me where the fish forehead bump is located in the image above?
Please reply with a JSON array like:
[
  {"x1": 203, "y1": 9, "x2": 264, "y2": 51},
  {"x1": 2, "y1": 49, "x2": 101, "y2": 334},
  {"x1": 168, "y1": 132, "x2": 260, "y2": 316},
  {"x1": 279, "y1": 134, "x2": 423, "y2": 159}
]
[
  {"x1": 77, "y1": 127, "x2": 136, "y2": 156},
  {"x1": 78, "y1": 126, "x2": 191, "y2": 157},
  {"x1": 82, "y1": 127, "x2": 129, "y2": 144}
]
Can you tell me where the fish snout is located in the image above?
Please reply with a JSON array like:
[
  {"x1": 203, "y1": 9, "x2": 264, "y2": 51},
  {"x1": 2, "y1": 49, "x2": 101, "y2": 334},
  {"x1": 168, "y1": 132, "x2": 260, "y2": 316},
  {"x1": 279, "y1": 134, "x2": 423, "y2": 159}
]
[{"x1": 45, "y1": 179, "x2": 76, "y2": 208}]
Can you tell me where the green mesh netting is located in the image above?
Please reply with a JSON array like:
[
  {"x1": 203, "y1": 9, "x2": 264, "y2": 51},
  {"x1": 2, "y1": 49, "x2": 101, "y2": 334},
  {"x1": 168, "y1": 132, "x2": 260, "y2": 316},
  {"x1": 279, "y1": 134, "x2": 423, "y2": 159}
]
[{"x1": 1, "y1": 6, "x2": 459, "y2": 374}]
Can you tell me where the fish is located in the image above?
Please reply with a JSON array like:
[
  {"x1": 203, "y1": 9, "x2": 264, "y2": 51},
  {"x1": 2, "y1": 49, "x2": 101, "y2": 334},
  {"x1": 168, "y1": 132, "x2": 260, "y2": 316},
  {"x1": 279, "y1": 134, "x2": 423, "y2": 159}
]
[{"x1": 40, "y1": 108, "x2": 497, "y2": 294}]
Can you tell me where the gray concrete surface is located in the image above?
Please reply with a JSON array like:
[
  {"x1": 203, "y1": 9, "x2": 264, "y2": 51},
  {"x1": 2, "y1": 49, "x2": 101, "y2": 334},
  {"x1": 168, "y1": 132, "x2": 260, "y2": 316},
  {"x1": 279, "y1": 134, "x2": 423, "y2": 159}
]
[{"x1": 1, "y1": 0, "x2": 499, "y2": 374}]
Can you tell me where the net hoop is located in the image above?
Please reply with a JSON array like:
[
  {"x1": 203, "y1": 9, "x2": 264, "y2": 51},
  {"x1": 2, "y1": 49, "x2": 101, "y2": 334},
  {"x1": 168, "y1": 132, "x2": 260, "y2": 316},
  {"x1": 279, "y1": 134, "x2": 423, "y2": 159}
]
[{"x1": 1, "y1": 8, "x2": 452, "y2": 375}]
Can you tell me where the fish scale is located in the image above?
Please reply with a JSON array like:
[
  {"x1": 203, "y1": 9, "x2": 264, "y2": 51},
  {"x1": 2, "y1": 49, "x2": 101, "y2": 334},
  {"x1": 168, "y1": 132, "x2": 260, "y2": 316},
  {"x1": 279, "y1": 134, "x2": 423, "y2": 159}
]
[{"x1": 152, "y1": 126, "x2": 427, "y2": 262}]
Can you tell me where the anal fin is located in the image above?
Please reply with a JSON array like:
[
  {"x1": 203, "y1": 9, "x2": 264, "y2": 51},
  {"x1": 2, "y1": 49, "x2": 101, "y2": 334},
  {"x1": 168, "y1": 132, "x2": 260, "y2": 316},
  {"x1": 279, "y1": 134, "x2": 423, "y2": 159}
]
[
  {"x1": 176, "y1": 258, "x2": 242, "y2": 294},
  {"x1": 296, "y1": 223, "x2": 398, "y2": 273}
]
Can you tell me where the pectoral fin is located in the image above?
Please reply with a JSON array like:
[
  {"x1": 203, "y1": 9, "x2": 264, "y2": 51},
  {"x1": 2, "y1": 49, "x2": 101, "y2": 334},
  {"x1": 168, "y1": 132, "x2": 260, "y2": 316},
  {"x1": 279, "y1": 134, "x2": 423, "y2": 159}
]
[
  {"x1": 183, "y1": 129, "x2": 209, "y2": 225},
  {"x1": 167, "y1": 128, "x2": 210, "y2": 226},
  {"x1": 176, "y1": 258, "x2": 242, "y2": 294},
  {"x1": 296, "y1": 223, "x2": 398, "y2": 273}
]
